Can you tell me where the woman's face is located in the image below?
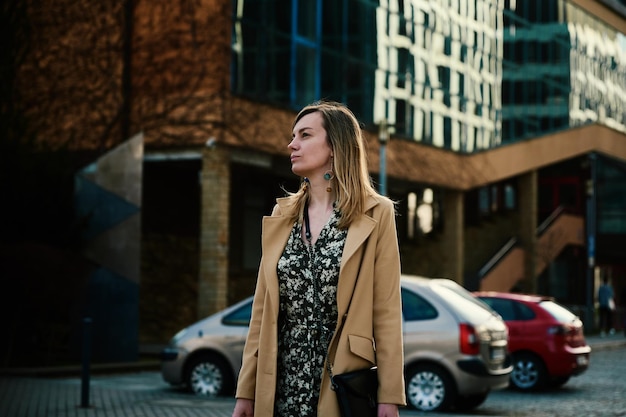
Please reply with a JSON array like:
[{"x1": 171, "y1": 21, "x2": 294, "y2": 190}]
[{"x1": 289, "y1": 111, "x2": 333, "y2": 178}]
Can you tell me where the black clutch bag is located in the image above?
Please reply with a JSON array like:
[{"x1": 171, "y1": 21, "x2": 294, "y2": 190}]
[{"x1": 330, "y1": 366, "x2": 378, "y2": 417}]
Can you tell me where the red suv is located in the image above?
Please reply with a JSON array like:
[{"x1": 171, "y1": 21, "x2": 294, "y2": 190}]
[{"x1": 474, "y1": 292, "x2": 591, "y2": 391}]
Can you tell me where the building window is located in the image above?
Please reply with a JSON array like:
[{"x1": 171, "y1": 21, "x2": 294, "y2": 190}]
[
  {"x1": 472, "y1": 181, "x2": 516, "y2": 220},
  {"x1": 405, "y1": 188, "x2": 438, "y2": 240},
  {"x1": 232, "y1": 0, "x2": 377, "y2": 121},
  {"x1": 479, "y1": 187, "x2": 490, "y2": 216},
  {"x1": 504, "y1": 183, "x2": 516, "y2": 210},
  {"x1": 491, "y1": 185, "x2": 499, "y2": 212},
  {"x1": 407, "y1": 192, "x2": 417, "y2": 239},
  {"x1": 417, "y1": 188, "x2": 435, "y2": 234}
]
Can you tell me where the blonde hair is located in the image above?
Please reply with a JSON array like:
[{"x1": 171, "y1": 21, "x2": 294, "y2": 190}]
[{"x1": 286, "y1": 101, "x2": 379, "y2": 229}]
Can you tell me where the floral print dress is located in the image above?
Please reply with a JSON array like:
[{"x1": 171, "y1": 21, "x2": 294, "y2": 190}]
[{"x1": 274, "y1": 209, "x2": 347, "y2": 417}]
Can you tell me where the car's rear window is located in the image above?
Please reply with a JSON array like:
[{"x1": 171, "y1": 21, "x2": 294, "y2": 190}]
[
  {"x1": 431, "y1": 283, "x2": 495, "y2": 322},
  {"x1": 222, "y1": 301, "x2": 253, "y2": 326},
  {"x1": 539, "y1": 300, "x2": 578, "y2": 322},
  {"x1": 401, "y1": 288, "x2": 438, "y2": 321},
  {"x1": 479, "y1": 297, "x2": 536, "y2": 321}
]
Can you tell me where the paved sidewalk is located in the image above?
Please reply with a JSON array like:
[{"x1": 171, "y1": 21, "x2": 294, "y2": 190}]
[{"x1": 1, "y1": 333, "x2": 624, "y2": 417}]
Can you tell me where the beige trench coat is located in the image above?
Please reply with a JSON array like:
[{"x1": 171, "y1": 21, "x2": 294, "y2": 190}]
[{"x1": 235, "y1": 194, "x2": 406, "y2": 416}]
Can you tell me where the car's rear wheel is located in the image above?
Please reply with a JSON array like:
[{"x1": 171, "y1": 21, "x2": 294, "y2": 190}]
[
  {"x1": 185, "y1": 353, "x2": 233, "y2": 396},
  {"x1": 406, "y1": 363, "x2": 456, "y2": 411},
  {"x1": 510, "y1": 352, "x2": 547, "y2": 391}
]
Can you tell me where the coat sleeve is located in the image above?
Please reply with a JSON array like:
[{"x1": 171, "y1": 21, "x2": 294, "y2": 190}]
[
  {"x1": 235, "y1": 204, "x2": 281, "y2": 400},
  {"x1": 234, "y1": 257, "x2": 266, "y2": 400},
  {"x1": 372, "y1": 198, "x2": 406, "y2": 406}
]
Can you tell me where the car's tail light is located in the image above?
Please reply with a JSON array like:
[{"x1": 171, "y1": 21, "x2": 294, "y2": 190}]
[
  {"x1": 459, "y1": 323, "x2": 480, "y2": 355},
  {"x1": 550, "y1": 324, "x2": 584, "y2": 345},
  {"x1": 547, "y1": 325, "x2": 567, "y2": 336}
]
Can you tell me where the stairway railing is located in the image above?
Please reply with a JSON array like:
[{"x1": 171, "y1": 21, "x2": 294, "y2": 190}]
[{"x1": 477, "y1": 206, "x2": 584, "y2": 291}]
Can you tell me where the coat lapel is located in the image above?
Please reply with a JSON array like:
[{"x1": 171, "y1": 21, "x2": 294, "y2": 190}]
[
  {"x1": 336, "y1": 196, "x2": 379, "y2": 314},
  {"x1": 261, "y1": 198, "x2": 296, "y2": 309}
]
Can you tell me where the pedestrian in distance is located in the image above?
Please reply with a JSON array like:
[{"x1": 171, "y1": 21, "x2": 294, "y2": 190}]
[
  {"x1": 231, "y1": 101, "x2": 406, "y2": 417},
  {"x1": 598, "y1": 276, "x2": 615, "y2": 337}
]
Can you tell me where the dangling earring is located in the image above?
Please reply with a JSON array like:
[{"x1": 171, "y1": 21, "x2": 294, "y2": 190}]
[
  {"x1": 303, "y1": 177, "x2": 310, "y2": 191},
  {"x1": 323, "y1": 171, "x2": 334, "y2": 192},
  {"x1": 324, "y1": 157, "x2": 334, "y2": 192}
]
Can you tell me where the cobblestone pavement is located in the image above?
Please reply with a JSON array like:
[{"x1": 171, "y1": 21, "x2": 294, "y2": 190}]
[
  {"x1": 478, "y1": 340, "x2": 626, "y2": 417},
  {"x1": 1, "y1": 334, "x2": 624, "y2": 417}
]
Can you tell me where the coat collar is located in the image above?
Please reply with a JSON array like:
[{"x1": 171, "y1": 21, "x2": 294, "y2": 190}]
[
  {"x1": 271, "y1": 196, "x2": 379, "y2": 265},
  {"x1": 261, "y1": 195, "x2": 380, "y2": 312}
]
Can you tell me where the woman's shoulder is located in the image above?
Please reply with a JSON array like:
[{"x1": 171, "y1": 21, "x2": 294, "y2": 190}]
[
  {"x1": 364, "y1": 194, "x2": 397, "y2": 219},
  {"x1": 272, "y1": 196, "x2": 298, "y2": 216},
  {"x1": 367, "y1": 193, "x2": 396, "y2": 210}
]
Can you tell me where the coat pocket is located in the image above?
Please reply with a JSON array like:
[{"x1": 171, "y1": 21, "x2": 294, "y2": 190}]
[{"x1": 348, "y1": 334, "x2": 376, "y2": 364}]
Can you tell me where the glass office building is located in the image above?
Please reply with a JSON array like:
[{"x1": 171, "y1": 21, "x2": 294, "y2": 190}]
[
  {"x1": 232, "y1": 0, "x2": 625, "y2": 145},
  {"x1": 232, "y1": 0, "x2": 504, "y2": 152},
  {"x1": 229, "y1": 0, "x2": 626, "y2": 321}
]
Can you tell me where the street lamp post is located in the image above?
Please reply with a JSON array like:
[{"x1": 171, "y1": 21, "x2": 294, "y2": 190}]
[{"x1": 378, "y1": 119, "x2": 389, "y2": 196}]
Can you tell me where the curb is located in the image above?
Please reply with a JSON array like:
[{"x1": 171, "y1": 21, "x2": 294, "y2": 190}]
[
  {"x1": 588, "y1": 339, "x2": 626, "y2": 351},
  {"x1": 0, "y1": 359, "x2": 161, "y2": 378}
]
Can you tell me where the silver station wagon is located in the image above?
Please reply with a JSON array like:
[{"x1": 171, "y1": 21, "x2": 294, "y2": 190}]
[{"x1": 161, "y1": 275, "x2": 512, "y2": 412}]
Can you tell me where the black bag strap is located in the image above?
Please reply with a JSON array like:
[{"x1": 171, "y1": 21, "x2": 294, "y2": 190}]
[
  {"x1": 326, "y1": 206, "x2": 375, "y2": 387},
  {"x1": 326, "y1": 267, "x2": 360, "y2": 387}
]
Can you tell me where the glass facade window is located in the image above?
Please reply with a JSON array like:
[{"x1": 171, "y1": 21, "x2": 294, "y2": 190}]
[
  {"x1": 374, "y1": 0, "x2": 503, "y2": 152},
  {"x1": 479, "y1": 186, "x2": 490, "y2": 215},
  {"x1": 231, "y1": 0, "x2": 377, "y2": 120},
  {"x1": 466, "y1": 181, "x2": 516, "y2": 223},
  {"x1": 232, "y1": 0, "x2": 504, "y2": 152},
  {"x1": 232, "y1": 0, "x2": 626, "y2": 152},
  {"x1": 504, "y1": 183, "x2": 516, "y2": 210},
  {"x1": 597, "y1": 159, "x2": 626, "y2": 234},
  {"x1": 502, "y1": 0, "x2": 626, "y2": 142},
  {"x1": 490, "y1": 185, "x2": 499, "y2": 212},
  {"x1": 567, "y1": 8, "x2": 626, "y2": 134}
]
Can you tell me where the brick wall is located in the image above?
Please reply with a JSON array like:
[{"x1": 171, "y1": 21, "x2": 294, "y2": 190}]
[{"x1": 140, "y1": 233, "x2": 199, "y2": 345}]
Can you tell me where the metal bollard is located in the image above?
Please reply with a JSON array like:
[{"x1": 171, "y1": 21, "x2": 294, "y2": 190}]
[{"x1": 80, "y1": 317, "x2": 92, "y2": 408}]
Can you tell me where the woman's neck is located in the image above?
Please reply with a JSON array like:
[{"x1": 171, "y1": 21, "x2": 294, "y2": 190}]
[{"x1": 306, "y1": 182, "x2": 336, "y2": 211}]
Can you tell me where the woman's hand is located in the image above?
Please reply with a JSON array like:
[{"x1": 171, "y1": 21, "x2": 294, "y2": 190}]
[
  {"x1": 378, "y1": 402, "x2": 399, "y2": 417},
  {"x1": 232, "y1": 398, "x2": 254, "y2": 417}
]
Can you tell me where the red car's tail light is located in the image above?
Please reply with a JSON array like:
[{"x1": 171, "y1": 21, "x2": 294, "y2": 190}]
[
  {"x1": 459, "y1": 323, "x2": 480, "y2": 355},
  {"x1": 547, "y1": 325, "x2": 567, "y2": 336},
  {"x1": 550, "y1": 324, "x2": 584, "y2": 344}
]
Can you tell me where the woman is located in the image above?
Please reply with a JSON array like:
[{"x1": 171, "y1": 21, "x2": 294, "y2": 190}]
[{"x1": 232, "y1": 101, "x2": 405, "y2": 417}]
